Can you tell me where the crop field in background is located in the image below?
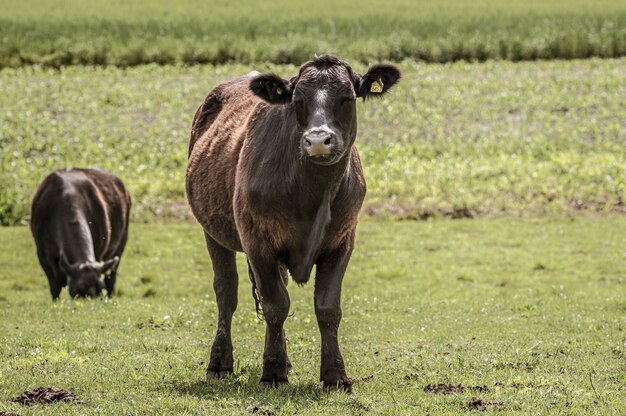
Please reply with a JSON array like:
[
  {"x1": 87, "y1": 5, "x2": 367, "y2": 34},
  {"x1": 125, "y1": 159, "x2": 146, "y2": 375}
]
[
  {"x1": 1, "y1": 58, "x2": 625, "y2": 225},
  {"x1": 1, "y1": 218, "x2": 625, "y2": 414},
  {"x1": 0, "y1": 0, "x2": 625, "y2": 67}
]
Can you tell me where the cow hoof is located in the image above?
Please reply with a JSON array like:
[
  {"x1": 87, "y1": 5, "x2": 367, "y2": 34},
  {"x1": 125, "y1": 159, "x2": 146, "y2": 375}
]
[
  {"x1": 259, "y1": 380, "x2": 273, "y2": 390},
  {"x1": 259, "y1": 378, "x2": 289, "y2": 390},
  {"x1": 323, "y1": 377, "x2": 353, "y2": 393},
  {"x1": 206, "y1": 368, "x2": 232, "y2": 380}
]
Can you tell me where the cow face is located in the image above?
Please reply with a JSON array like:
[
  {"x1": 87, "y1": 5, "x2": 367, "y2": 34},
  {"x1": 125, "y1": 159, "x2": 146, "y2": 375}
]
[
  {"x1": 250, "y1": 56, "x2": 400, "y2": 166},
  {"x1": 61, "y1": 256, "x2": 119, "y2": 298}
]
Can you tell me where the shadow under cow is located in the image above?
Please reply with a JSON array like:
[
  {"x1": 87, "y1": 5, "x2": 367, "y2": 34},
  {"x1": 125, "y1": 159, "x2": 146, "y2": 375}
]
[{"x1": 164, "y1": 368, "x2": 327, "y2": 402}]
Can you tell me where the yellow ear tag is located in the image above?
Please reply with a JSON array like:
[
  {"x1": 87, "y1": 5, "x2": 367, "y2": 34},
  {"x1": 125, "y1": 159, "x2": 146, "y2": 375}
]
[
  {"x1": 370, "y1": 78, "x2": 384, "y2": 93},
  {"x1": 276, "y1": 87, "x2": 284, "y2": 95}
]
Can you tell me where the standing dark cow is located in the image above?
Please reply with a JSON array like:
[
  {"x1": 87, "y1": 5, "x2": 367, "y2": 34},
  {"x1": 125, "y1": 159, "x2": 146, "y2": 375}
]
[
  {"x1": 186, "y1": 55, "x2": 400, "y2": 390},
  {"x1": 31, "y1": 168, "x2": 131, "y2": 299}
]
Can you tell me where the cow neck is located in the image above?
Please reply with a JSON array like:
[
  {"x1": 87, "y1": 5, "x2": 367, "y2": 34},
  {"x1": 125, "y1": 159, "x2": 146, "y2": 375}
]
[
  {"x1": 287, "y1": 154, "x2": 350, "y2": 283},
  {"x1": 57, "y1": 208, "x2": 96, "y2": 265},
  {"x1": 296, "y1": 156, "x2": 347, "y2": 214}
]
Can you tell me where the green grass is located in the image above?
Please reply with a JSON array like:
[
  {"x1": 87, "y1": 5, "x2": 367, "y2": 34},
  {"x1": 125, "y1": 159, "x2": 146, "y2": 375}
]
[
  {"x1": 1, "y1": 58, "x2": 625, "y2": 224},
  {"x1": 0, "y1": 0, "x2": 625, "y2": 67},
  {"x1": 0, "y1": 217, "x2": 625, "y2": 414}
]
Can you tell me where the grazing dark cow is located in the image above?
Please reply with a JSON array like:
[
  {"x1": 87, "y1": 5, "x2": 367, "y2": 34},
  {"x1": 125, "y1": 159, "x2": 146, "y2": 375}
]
[
  {"x1": 186, "y1": 55, "x2": 400, "y2": 390},
  {"x1": 31, "y1": 168, "x2": 131, "y2": 299}
]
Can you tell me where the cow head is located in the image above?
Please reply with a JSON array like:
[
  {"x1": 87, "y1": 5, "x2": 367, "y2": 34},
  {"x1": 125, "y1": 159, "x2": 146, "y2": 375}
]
[
  {"x1": 60, "y1": 255, "x2": 119, "y2": 298},
  {"x1": 250, "y1": 55, "x2": 400, "y2": 166}
]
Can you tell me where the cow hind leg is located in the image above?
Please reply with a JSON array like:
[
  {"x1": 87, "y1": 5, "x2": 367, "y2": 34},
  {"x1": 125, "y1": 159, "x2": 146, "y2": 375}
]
[
  {"x1": 248, "y1": 254, "x2": 291, "y2": 389},
  {"x1": 205, "y1": 233, "x2": 239, "y2": 379}
]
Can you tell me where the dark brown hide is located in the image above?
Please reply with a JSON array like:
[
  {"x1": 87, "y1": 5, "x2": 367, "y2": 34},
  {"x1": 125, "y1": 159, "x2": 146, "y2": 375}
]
[
  {"x1": 31, "y1": 168, "x2": 131, "y2": 299},
  {"x1": 186, "y1": 55, "x2": 400, "y2": 390}
]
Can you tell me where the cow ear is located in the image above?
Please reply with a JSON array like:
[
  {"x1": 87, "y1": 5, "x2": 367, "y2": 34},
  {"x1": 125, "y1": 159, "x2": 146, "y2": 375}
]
[
  {"x1": 250, "y1": 73, "x2": 293, "y2": 104},
  {"x1": 356, "y1": 64, "x2": 401, "y2": 99},
  {"x1": 99, "y1": 256, "x2": 119, "y2": 274}
]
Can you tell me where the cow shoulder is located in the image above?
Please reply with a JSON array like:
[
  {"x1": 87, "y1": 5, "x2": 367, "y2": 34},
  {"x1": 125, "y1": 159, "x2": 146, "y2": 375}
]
[{"x1": 336, "y1": 148, "x2": 367, "y2": 209}]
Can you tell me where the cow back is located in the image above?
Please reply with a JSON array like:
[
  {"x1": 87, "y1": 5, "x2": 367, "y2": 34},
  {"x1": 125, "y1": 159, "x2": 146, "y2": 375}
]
[{"x1": 31, "y1": 168, "x2": 131, "y2": 262}]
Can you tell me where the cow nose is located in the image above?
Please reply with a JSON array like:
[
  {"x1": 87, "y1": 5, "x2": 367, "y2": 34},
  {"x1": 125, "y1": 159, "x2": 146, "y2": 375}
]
[{"x1": 303, "y1": 130, "x2": 335, "y2": 157}]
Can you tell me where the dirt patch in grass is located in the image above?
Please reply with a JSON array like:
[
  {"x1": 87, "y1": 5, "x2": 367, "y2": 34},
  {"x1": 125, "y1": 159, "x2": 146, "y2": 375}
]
[
  {"x1": 248, "y1": 405, "x2": 276, "y2": 415},
  {"x1": 464, "y1": 397, "x2": 506, "y2": 411},
  {"x1": 136, "y1": 317, "x2": 172, "y2": 330},
  {"x1": 424, "y1": 383, "x2": 489, "y2": 394},
  {"x1": 424, "y1": 383, "x2": 465, "y2": 394},
  {"x1": 363, "y1": 203, "x2": 478, "y2": 220},
  {"x1": 12, "y1": 387, "x2": 82, "y2": 406},
  {"x1": 0, "y1": 411, "x2": 23, "y2": 416}
]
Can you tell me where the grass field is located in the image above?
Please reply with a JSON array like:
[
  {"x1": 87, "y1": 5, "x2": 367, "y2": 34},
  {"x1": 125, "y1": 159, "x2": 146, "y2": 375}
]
[
  {"x1": 0, "y1": 217, "x2": 625, "y2": 414},
  {"x1": 0, "y1": 0, "x2": 625, "y2": 67},
  {"x1": 1, "y1": 58, "x2": 625, "y2": 225},
  {"x1": 1, "y1": 1, "x2": 625, "y2": 414}
]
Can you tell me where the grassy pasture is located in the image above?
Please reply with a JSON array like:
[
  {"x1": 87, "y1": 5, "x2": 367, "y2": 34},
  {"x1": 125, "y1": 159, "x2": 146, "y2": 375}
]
[
  {"x1": 1, "y1": 58, "x2": 625, "y2": 225},
  {"x1": 0, "y1": 0, "x2": 625, "y2": 67},
  {"x1": 0, "y1": 217, "x2": 625, "y2": 414},
  {"x1": 1, "y1": 1, "x2": 625, "y2": 415}
]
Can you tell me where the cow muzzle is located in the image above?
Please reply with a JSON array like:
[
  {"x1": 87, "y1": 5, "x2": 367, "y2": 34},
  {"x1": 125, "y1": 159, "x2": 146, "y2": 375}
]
[{"x1": 302, "y1": 128, "x2": 337, "y2": 158}]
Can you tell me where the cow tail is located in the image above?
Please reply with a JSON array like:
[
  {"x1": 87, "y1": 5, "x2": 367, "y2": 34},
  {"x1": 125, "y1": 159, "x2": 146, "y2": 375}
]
[{"x1": 247, "y1": 261, "x2": 264, "y2": 320}]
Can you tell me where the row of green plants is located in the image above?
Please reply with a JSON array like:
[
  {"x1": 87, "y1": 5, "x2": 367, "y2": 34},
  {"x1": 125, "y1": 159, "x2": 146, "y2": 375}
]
[{"x1": 1, "y1": 0, "x2": 625, "y2": 66}]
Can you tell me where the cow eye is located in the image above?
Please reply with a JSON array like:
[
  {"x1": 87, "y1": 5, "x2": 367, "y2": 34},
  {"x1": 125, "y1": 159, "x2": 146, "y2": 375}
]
[
  {"x1": 341, "y1": 97, "x2": 355, "y2": 106},
  {"x1": 339, "y1": 98, "x2": 355, "y2": 110}
]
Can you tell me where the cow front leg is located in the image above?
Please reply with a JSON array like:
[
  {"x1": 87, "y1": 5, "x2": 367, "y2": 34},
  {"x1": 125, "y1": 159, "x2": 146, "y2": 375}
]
[
  {"x1": 315, "y1": 239, "x2": 354, "y2": 392},
  {"x1": 104, "y1": 261, "x2": 119, "y2": 297},
  {"x1": 205, "y1": 234, "x2": 239, "y2": 379},
  {"x1": 249, "y1": 255, "x2": 290, "y2": 389},
  {"x1": 37, "y1": 249, "x2": 64, "y2": 300}
]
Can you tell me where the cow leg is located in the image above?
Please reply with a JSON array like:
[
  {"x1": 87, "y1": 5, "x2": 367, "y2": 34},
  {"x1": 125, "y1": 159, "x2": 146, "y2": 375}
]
[
  {"x1": 37, "y1": 249, "x2": 63, "y2": 300},
  {"x1": 248, "y1": 263, "x2": 292, "y2": 373},
  {"x1": 205, "y1": 233, "x2": 239, "y2": 379},
  {"x1": 314, "y1": 238, "x2": 354, "y2": 392},
  {"x1": 278, "y1": 264, "x2": 293, "y2": 373},
  {"x1": 249, "y1": 255, "x2": 290, "y2": 388},
  {"x1": 105, "y1": 238, "x2": 128, "y2": 297},
  {"x1": 105, "y1": 261, "x2": 119, "y2": 297}
]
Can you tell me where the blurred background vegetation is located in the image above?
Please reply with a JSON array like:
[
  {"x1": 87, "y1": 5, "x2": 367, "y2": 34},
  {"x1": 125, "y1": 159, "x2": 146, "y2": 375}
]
[{"x1": 1, "y1": 0, "x2": 625, "y2": 67}]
